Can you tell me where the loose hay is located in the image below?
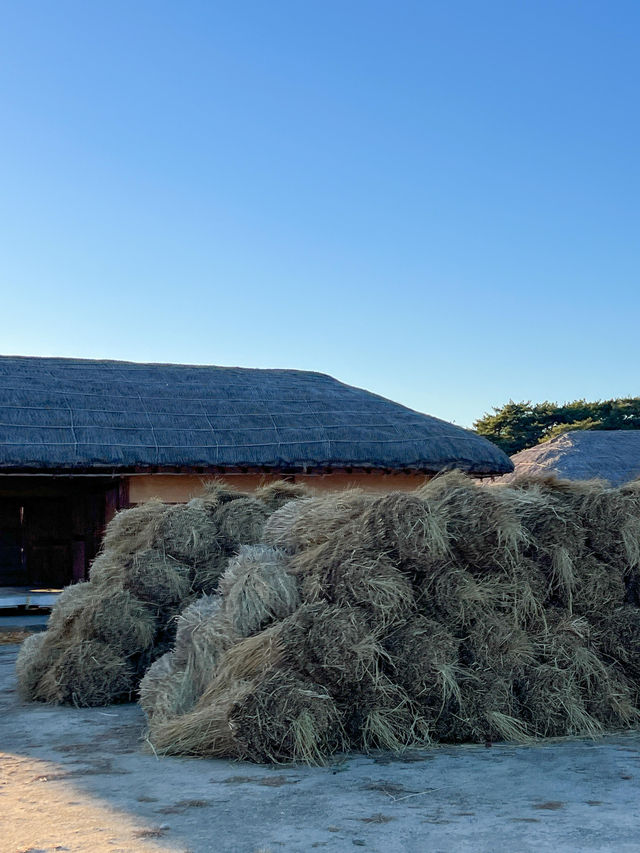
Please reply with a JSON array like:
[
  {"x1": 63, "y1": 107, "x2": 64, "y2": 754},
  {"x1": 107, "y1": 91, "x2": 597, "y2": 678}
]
[{"x1": 20, "y1": 471, "x2": 640, "y2": 755}]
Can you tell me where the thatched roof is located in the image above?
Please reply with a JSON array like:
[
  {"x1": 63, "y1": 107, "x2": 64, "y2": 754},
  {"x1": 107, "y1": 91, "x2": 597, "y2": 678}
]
[
  {"x1": 498, "y1": 430, "x2": 640, "y2": 486},
  {"x1": 0, "y1": 356, "x2": 512, "y2": 475}
]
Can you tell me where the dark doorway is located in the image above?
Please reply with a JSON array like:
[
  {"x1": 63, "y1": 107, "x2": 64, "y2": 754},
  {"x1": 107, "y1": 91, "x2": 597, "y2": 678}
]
[
  {"x1": 0, "y1": 478, "x2": 127, "y2": 589},
  {"x1": 23, "y1": 497, "x2": 73, "y2": 588},
  {"x1": 0, "y1": 500, "x2": 24, "y2": 586}
]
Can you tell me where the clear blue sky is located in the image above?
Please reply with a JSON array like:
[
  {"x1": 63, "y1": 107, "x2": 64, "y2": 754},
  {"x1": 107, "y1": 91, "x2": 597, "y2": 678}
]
[{"x1": 1, "y1": 1, "x2": 638, "y2": 427}]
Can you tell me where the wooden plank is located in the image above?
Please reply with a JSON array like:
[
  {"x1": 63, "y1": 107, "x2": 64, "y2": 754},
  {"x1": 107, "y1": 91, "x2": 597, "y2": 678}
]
[{"x1": 72, "y1": 541, "x2": 86, "y2": 582}]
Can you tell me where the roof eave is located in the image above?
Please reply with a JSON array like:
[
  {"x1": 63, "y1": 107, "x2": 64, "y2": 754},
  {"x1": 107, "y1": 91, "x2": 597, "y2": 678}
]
[{"x1": 0, "y1": 461, "x2": 512, "y2": 477}]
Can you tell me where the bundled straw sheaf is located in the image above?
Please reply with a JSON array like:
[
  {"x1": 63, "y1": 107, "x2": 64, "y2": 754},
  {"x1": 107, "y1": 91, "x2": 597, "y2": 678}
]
[
  {"x1": 16, "y1": 480, "x2": 310, "y2": 706},
  {"x1": 141, "y1": 472, "x2": 640, "y2": 763}
]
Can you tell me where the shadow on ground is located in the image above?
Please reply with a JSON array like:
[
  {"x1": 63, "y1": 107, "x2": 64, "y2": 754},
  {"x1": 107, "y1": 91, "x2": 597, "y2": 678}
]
[{"x1": 1, "y1": 644, "x2": 639, "y2": 853}]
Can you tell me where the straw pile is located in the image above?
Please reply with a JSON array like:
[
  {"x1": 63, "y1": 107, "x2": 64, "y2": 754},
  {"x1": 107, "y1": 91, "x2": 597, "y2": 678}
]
[
  {"x1": 141, "y1": 473, "x2": 640, "y2": 763},
  {"x1": 16, "y1": 480, "x2": 309, "y2": 706}
]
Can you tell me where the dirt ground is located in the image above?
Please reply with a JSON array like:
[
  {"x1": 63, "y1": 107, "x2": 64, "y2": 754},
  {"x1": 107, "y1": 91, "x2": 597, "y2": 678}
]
[{"x1": 1, "y1": 644, "x2": 639, "y2": 853}]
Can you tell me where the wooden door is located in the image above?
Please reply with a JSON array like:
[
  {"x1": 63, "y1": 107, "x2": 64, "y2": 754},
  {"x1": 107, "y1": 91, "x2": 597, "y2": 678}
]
[
  {"x1": 23, "y1": 498, "x2": 72, "y2": 588},
  {"x1": 0, "y1": 499, "x2": 24, "y2": 586}
]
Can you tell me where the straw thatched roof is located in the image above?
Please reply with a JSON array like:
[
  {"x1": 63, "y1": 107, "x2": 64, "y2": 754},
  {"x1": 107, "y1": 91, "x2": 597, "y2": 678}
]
[
  {"x1": 498, "y1": 430, "x2": 640, "y2": 486},
  {"x1": 0, "y1": 355, "x2": 512, "y2": 475}
]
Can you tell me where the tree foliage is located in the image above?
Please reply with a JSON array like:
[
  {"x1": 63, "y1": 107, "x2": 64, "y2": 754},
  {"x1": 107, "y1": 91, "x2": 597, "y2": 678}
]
[{"x1": 474, "y1": 398, "x2": 640, "y2": 455}]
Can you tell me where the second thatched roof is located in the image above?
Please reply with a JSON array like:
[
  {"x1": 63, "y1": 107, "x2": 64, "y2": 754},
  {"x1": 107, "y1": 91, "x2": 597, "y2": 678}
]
[{"x1": 498, "y1": 430, "x2": 640, "y2": 486}]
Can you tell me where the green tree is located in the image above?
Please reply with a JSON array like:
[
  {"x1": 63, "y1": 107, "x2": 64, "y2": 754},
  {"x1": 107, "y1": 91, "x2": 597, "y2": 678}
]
[{"x1": 474, "y1": 397, "x2": 640, "y2": 455}]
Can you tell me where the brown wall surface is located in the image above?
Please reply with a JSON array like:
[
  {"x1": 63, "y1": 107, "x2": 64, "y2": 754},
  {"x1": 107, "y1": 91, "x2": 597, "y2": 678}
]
[{"x1": 127, "y1": 472, "x2": 432, "y2": 504}]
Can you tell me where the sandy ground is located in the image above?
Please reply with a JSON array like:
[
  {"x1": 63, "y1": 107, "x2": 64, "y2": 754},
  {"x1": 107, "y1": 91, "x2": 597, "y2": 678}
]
[{"x1": 1, "y1": 644, "x2": 639, "y2": 853}]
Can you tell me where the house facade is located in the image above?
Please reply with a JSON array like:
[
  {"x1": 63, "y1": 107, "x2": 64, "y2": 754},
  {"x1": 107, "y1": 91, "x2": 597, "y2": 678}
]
[{"x1": 0, "y1": 356, "x2": 512, "y2": 590}]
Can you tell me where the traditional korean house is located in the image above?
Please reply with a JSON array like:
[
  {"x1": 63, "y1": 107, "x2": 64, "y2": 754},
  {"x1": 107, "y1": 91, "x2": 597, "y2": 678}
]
[{"x1": 0, "y1": 355, "x2": 512, "y2": 595}]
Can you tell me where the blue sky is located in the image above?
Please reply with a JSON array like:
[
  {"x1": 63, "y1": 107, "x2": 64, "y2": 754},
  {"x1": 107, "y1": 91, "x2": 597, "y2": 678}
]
[{"x1": 1, "y1": 1, "x2": 638, "y2": 427}]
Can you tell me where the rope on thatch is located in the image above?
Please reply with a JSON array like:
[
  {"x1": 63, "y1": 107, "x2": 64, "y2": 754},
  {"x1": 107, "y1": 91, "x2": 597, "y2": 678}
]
[{"x1": 0, "y1": 355, "x2": 512, "y2": 475}]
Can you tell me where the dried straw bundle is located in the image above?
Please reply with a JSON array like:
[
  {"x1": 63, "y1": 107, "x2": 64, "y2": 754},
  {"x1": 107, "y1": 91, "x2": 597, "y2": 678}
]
[
  {"x1": 219, "y1": 545, "x2": 299, "y2": 638},
  {"x1": 419, "y1": 472, "x2": 526, "y2": 570},
  {"x1": 516, "y1": 664, "x2": 601, "y2": 738},
  {"x1": 143, "y1": 473, "x2": 640, "y2": 763},
  {"x1": 17, "y1": 480, "x2": 295, "y2": 707},
  {"x1": 291, "y1": 529, "x2": 415, "y2": 626},
  {"x1": 254, "y1": 481, "x2": 311, "y2": 512},
  {"x1": 353, "y1": 678, "x2": 431, "y2": 752},
  {"x1": 15, "y1": 633, "x2": 58, "y2": 702},
  {"x1": 461, "y1": 616, "x2": 535, "y2": 677},
  {"x1": 232, "y1": 671, "x2": 347, "y2": 764},
  {"x1": 456, "y1": 674, "x2": 526, "y2": 743},
  {"x1": 279, "y1": 604, "x2": 386, "y2": 700},
  {"x1": 39, "y1": 640, "x2": 136, "y2": 706},
  {"x1": 500, "y1": 478, "x2": 589, "y2": 609},
  {"x1": 147, "y1": 676, "x2": 253, "y2": 757},
  {"x1": 139, "y1": 652, "x2": 182, "y2": 722},
  {"x1": 122, "y1": 550, "x2": 192, "y2": 607},
  {"x1": 359, "y1": 492, "x2": 451, "y2": 567},
  {"x1": 45, "y1": 582, "x2": 98, "y2": 637},
  {"x1": 263, "y1": 491, "x2": 372, "y2": 554},
  {"x1": 569, "y1": 556, "x2": 626, "y2": 616},
  {"x1": 417, "y1": 565, "x2": 505, "y2": 630},
  {"x1": 383, "y1": 616, "x2": 460, "y2": 699},
  {"x1": 73, "y1": 589, "x2": 157, "y2": 656},
  {"x1": 158, "y1": 499, "x2": 224, "y2": 566},
  {"x1": 22, "y1": 470, "x2": 640, "y2": 756},
  {"x1": 215, "y1": 498, "x2": 270, "y2": 548},
  {"x1": 597, "y1": 606, "x2": 640, "y2": 685},
  {"x1": 100, "y1": 499, "x2": 166, "y2": 557}
]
